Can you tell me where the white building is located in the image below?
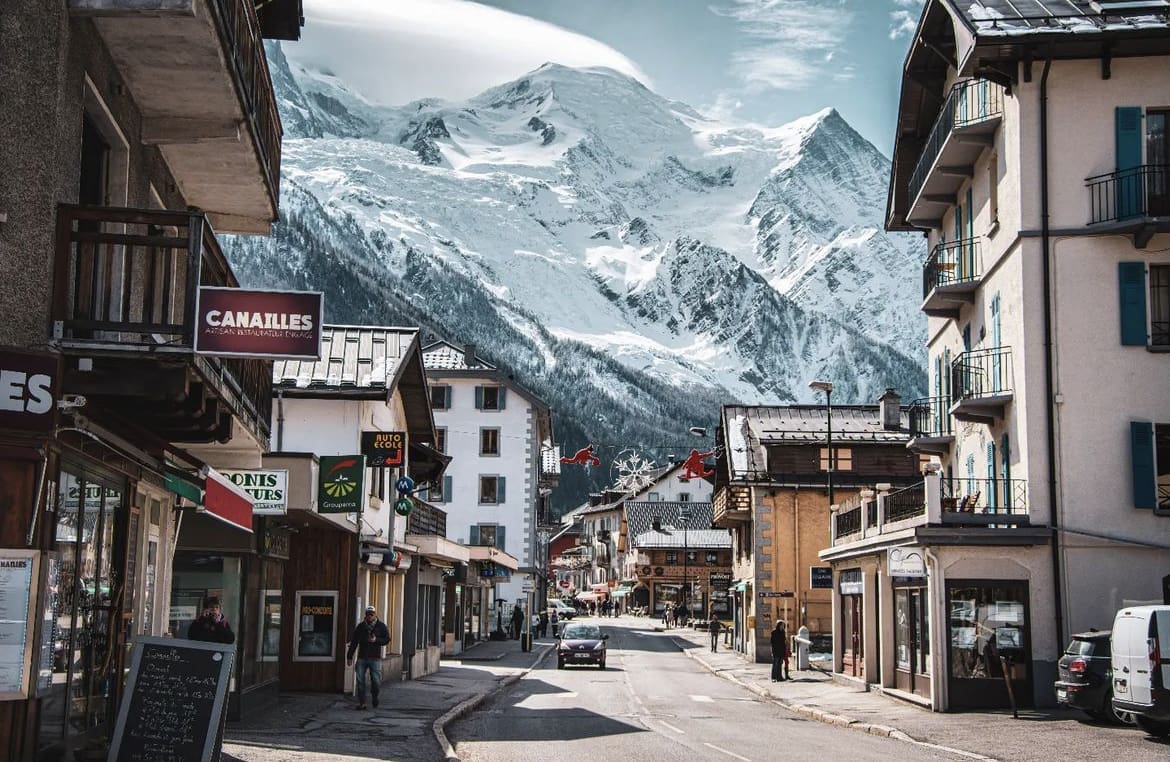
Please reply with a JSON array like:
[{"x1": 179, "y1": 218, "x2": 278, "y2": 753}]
[{"x1": 422, "y1": 341, "x2": 558, "y2": 607}]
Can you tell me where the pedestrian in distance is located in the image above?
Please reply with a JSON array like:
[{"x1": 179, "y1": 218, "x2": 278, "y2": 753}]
[
  {"x1": 187, "y1": 596, "x2": 235, "y2": 643},
  {"x1": 770, "y1": 621, "x2": 790, "y2": 681},
  {"x1": 346, "y1": 606, "x2": 390, "y2": 709},
  {"x1": 708, "y1": 617, "x2": 722, "y2": 652},
  {"x1": 663, "y1": 606, "x2": 673, "y2": 630},
  {"x1": 551, "y1": 610, "x2": 559, "y2": 637},
  {"x1": 510, "y1": 603, "x2": 524, "y2": 639},
  {"x1": 539, "y1": 610, "x2": 549, "y2": 638}
]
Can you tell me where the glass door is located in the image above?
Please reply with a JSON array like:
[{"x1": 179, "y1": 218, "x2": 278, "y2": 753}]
[{"x1": 1147, "y1": 110, "x2": 1169, "y2": 215}]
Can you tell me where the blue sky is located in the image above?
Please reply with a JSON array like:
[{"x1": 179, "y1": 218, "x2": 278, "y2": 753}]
[{"x1": 288, "y1": 0, "x2": 925, "y2": 155}]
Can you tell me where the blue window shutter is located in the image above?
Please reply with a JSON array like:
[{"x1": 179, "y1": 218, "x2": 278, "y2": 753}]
[
  {"x1": 497, "y1": 476, "x2": 506, "y2": 503},
  {"x1": 443, "y1": 475, "x2": 453, "y2": 503},
  {"x1": 1001, "y1": 433, "x2": 1011, "y2": 508},
  {"x1": 1119, "y1": 262, "x2": 1148, "y2": 346},
  {"x1": 474, "y1": 386, "x2": 483, "y2": 409},
  {"x1": 1116, "y1": 107, "x2": 1143, "y2": 219},
  {"x1": 498, "y1": 386, "x2": 507, "y2": 410},
  {"x1": 966, "y1": 187, "x2": 974, "y2": 243},
  {"x1": 986, "y1": 442, "x2": 998, "y2": 510},
  {"x1": 1131, "y1": 421, "x2": 1157, "y2": 509},
  {"x1": 443, "y1": 385, "x2": 452, "y2": 408},
  {"x1": 470, "y1": 525, "x2": 480, "y2": 545},
  {"x1": 497, "y1": 525, "x2": 506, "y2": 551}
]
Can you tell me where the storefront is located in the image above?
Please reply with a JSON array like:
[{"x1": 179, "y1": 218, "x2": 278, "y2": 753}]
[
  {"x1": 893, "y1": 579, "x2": 930, "y2": 697},
  {"x1": 945, "y1": 579, "x2": 1032, "y2": 709},
  {"x1": 838, "y1": 569, "x2": 865, "y2": 679}
]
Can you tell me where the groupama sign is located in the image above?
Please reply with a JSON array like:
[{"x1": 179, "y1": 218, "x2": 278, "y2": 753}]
[{"x1": 195, "y1": 287, "x2": 323, "y2": 360}]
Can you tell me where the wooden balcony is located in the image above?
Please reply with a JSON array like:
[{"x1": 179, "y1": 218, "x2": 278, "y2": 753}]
[
  {"x1": 907, "y1": 80, "x2": 1004, "y2": 228},
  {"x1": 52, "y1": 204, "x2": 272, "y2": 447},
  {"x1": 921, "y1": 238, "x2": 983, "y2": 317},
  {"x1": 949, "y1": 347, "x2": 1013, "y2": 423},
  {"x1": 70, "y1": 0, "x2": 286, "y2": 233},
  {"x1": 713, "y1": 485, "x2": 751, "y2": 527},
  {"x1": 406, "y1": 499, "x2": 448, "y2": 538},
  {"x1": 907, "y1": 396, "x2": 954, "y2": 455}
]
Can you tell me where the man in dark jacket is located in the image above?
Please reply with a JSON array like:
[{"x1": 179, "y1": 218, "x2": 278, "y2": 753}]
[
  {"x1": 510, "y1": 604, "x2": 524, "y2": 639},
  {"x1": 770, "y1": 622, "x2": 790, "y2": 681},
  {"x1": 187, "y1": 596, "x2": 235, "y2": 644},
  {"x1": 346, "y1": 606, "x2": 390, "y2": 709},
  {"x1": 708, "y1": 617, "x2": 722, "y2": 652}
]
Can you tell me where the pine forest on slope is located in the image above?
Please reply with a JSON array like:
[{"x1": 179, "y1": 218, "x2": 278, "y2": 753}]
[{"x1": 223, "y1": 42, "x2": 927, "y2": 513}]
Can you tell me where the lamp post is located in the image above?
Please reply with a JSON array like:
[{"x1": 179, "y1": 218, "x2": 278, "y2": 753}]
[
  {"x1": 679, "y1": 506, "x2": 692, "y2": 622},
  {"x1": 809, "y1": 381, "x2": 834, "y2": 507}
]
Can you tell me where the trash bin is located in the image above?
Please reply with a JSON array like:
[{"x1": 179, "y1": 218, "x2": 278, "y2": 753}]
[
  {"x1": 521, "y1": 632, "x2": 533, "y2": 652},
  {"x1": 796, "y1": 625, "x2": 810, "y2": 671}
]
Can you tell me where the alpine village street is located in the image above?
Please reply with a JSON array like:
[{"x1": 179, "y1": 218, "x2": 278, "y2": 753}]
[{"x1": 3, "y1": 1, "x2": 1170, "y2": 762}]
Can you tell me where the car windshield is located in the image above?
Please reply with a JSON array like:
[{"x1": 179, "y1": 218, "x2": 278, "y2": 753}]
[
  {"x1": 562, "y1": 625, "x2": 601, "y2": 639},
  {"x1": 1065, "y1": 638, "x2": 1105, "y2": 657}
]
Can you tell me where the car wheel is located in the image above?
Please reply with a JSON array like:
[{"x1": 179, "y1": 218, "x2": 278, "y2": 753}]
[
  {"x1": 1104, "y1": 692, "x2": 1137, "y2": 726},
  {"x1": 1136, "y1": 716, "x2": 1170, "y2": 738}
]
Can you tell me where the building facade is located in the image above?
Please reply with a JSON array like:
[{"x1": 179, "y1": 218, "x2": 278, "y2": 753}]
[{"x1": 878, "y1": 0, "x2": 1170, "y2": 709}]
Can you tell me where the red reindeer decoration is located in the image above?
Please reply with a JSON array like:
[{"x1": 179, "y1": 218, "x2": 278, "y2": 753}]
[
  {"x1": 560, "y1": 445, "x2": 601, "y2": 467},
  {"x1": 678, "y1": 449, "x2": 715, "y2": 481}
]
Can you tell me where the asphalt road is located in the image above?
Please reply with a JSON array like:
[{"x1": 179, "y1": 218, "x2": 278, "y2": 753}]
[{"x1": 450, "y1": 617, "x2": 963, "y2": 761}]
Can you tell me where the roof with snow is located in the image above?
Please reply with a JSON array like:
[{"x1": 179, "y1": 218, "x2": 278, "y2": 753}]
[
  {"x1": 633, "y1": 528, "x2": 731, "y2": 550},
  {"x1": 954, "y1": 1, "x2": 1170, "y2": 36},
  {"x1": 624, "y1": 501, "x2": 715, "y2": 538},
  {"x1": 422, "y1": 340, "x2": 497, "y2": 372}
]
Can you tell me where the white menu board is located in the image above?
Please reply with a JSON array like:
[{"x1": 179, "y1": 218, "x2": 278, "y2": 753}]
[{"x1": 0, "y1": 551, "x2": 38, "y2": 698}]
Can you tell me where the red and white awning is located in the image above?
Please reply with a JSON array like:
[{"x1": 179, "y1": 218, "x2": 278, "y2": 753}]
[{"x1": 200, "y1": 467, "x2": 255, "y2": 533}]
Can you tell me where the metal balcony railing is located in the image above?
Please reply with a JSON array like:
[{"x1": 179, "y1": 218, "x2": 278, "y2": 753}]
[
  {"x1": 942, "y1": 477, "x2": 1028, "y2": 516},
  {"x1": 951, "y1": 347, "x2": 1013, "y2": 402},
  {"x1": 885, "y1": 482, "x2": 927, "y2": 523},
  {"x1": 909, "y1": 79, "x2": 1004, "y2": 204},
  {"x1": 1087, "y1": 164, "x2": 1170, "y2": 224},
  {"x1": 923, "y1": 237, "x2": 982, "y2": 298},
  {"x1": 211, "y1": 0, "x2": 283, "y2": 204},
  {"x1": 909, "y1": 396, "x2": 953, "y2": 438},
  {"x1": 835, "y1": 504, "x2": 862, "y2": 538},
  {"x1": 407, "y1": 499, "x2": 448, "y2": 537},
  {"x1": 52, "y1": 204, "x2": 272, "y2": 439}
]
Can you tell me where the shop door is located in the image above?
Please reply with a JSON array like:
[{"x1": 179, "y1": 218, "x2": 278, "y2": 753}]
[
  {"x1": 895, "y1": 588, "x2": 931, "y2": 696},
  {"x1": 842, "y1": 595, "x2": 864, "y2": 678}
]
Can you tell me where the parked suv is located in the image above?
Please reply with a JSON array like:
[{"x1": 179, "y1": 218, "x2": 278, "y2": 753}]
[
  {"x1": 1054, "y1": 631, "x2": 1134, "y2": 724},
  {"x1": 1112, "y1": 605, "x2": 1170, "y2": 738}
]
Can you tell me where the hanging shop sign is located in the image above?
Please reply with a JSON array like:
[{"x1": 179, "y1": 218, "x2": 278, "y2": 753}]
[
  {"x1": 810, "y1": 566, "x2": 833, "y2": 589},
  {"x1": 220, "y1": 469, "x2": 288, "y2": 515},
  {"x1": 759, "y1": 590, "x2": 795, "y2": 599},
  {"x1": 294, "y1": 591, "x2": 338, "y2": 662},
  {"x1": 887, "y1": 547, "x2": 926, "y2": 578},
  {"x1": 194, "y1": 287, "x2": 323, "y2": 360},
  {"x1": 361, "y1": 430, "x2": 407, "y2": 468},
  {"x1": 0, "y1": 348, "x2": 60, "y2": 433},
  {"x1": 0, "y1": 551, "x2": 39, "y2": 699},
  {"x1": 200, "y1": 467, "x2": 255, "y2": 533},
  {"x1": 318, "y1": 455, "x2": 365, "y2": 514}
]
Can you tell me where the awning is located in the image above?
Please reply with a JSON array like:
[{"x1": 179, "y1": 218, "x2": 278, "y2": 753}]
[
  {"x1": 165, "y1": 465, "x2": 203, "y2": 505},
  {"x1": 406, "y1": 534, "x2": 471, "y2": 564},
  {"x1": 467, "y1": 546, "x2": 519, "y2": 571},
  {"x1": 611, "y1": 589, "x2": 630, "y2": 598},
  {"x1": 200, "y1": 467, "x2": 255, "y2": 533},
  {"x1": 575, "y1": 592, "x2": 599, "y2": 602}
]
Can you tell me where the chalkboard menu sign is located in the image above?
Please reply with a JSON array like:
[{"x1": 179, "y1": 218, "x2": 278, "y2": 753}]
[{"x1": 108, "y1": 636, "x2": 235, "y2": 762}]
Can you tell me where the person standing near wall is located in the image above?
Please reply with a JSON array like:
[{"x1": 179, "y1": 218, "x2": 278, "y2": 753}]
[{"x1": 770, "y1": 622, "x2": 790, "y2": 681}]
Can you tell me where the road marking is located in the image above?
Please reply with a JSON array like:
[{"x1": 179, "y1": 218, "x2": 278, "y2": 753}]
[
  {"x1": 690, "y1": 694, "x2": 713, "y2": 702},
  {"x1": 657, "y1": 720, "x2": 685, "y2": 734},
  {"x1": 704, "y1": 742, "x2": 750, "y2": 761}
]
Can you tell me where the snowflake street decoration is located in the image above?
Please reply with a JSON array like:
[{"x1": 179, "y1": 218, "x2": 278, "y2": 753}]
[{"x1": 611, "y1": 449, "x2": 659, "y2": 494}]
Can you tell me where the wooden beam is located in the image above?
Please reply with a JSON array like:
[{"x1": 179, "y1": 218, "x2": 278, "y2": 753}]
[
  {"x1": 142, "y1": 118, "x2": 241, "y2": 145},
  {"x1": 69, "y1": 0, "x2": 193, "y2": 16}
]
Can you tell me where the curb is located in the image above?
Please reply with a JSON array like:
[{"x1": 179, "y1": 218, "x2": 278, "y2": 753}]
[
  {"x1": 671, "y1": 637, "x2": 995, "y2": 762},
  {"x1": 432, "y1": 645, "x2": 553, "y2": 761}
]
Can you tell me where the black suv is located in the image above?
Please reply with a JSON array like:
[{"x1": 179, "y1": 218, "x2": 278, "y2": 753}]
[{"x1": 1055, "y1": 631, "x2": 1135, "y2": 725}]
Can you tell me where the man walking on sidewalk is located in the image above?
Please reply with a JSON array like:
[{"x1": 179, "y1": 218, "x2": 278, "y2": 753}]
[
  {"x1": 770, "y1": 621, "x2": 790, "y2": 681},
  {"x1": 708, "y1": 617, "x2": 722, "y2": 652},
  {"x1": 346, "y1": 606, "x2": 390, "y2": 709}
]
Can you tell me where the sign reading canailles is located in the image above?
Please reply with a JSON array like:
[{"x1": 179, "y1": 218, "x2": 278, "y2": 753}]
[
  {"x1": 0, "y1": 348, "x2": 60, "y2": 433},
  {"x1": 195, "y1": 287, "x2": 323, "y2": 360}
]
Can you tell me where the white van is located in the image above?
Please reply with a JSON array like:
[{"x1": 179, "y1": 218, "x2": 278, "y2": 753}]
[{"x1": 1111, "y1": 605, "x2": 1170, "y2": 737}]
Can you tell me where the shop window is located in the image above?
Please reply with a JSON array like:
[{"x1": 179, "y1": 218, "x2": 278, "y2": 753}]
[
  {"x1": 293, "y1": 590, "x2": 338, "y2": 661},
  {"x1": 820, "y1": 447, "x2": 853, "y2": 471},
  {"x1": 946, "y1": 581, "x2": 1030, "y2": 708}
]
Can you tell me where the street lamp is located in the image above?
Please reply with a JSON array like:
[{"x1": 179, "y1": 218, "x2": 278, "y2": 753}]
[
  {"x1": 809, "y1": 380, "x2": 834, "y2": 506},
  {"x1": 679, "y1": 506, "x2": 692, "y2": 621}
]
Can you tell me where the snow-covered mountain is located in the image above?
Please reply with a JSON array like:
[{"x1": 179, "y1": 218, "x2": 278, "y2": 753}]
[{"x1": 226, "y1": 44, "x2": 926, "y2": 509}]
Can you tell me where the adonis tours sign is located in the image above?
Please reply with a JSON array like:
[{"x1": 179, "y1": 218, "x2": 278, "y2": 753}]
[{"x1": 195, "y1": 287, "x2": 323, "y2": 360}]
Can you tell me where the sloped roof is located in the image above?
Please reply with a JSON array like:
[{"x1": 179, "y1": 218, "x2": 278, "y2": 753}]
[
  {"x1": 633, "y1": 528, "x2": 731, "y2": 550},
  {"x1": 422, "y1": 340, "x2": 497, "y2": 372},
  {"x1": 953, "y1": 1, "x2": 1170, "y2": 37},
  {"x1": 624, "y1": 501, "x2": 715, "y2": 538}
]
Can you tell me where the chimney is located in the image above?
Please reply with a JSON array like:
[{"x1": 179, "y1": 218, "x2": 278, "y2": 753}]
[
  {"x1": 463, "y1": 343, "x2": 478, "y2": 367},
  {"x1": 588, "y1": 492, "x2": 604, "y2": 507},
  {"x1": 652, "y1": 515, "x2": 662, "y2": 531},
  {"x1": 879, "y1": 388, "x2": 901, "y2": 430}
]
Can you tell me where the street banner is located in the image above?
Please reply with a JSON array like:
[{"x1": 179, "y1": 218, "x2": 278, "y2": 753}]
[
  {"x1": 318, "y1": 455, "x2": 365, "y2": 514},
  {"x1": 194, "y1": 287, "x2": 322, "y2": 360},
  {"x1": 361, "y1": 430, "x2": 406, "y2": 468}
]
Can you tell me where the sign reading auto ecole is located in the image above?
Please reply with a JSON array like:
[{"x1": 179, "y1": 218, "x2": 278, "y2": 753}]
[
  {"x1": 361, "y1": 431, "x2": 407, "y2": 468},
  {"x1": 194, "y1": 287, "x2": 323, "y2": 360},
  {"x1": 317, "y1": 455, "x2": 365, "y2": 514},
  {"x1": 220, "y1": 469, "x2": 288, "y2": 515},
  {"x1": 0, "y1": 348, "x2": 60, "y2": 433}
]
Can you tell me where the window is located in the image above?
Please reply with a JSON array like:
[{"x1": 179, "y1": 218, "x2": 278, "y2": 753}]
[
  {"x1": 1119, "y1": 262, "x2": 1170, "y2": 348},
  {"x1": 678, "y1": 492, "x2": 691, "y2": 502},
  {"x1": 430, "y1": 385, "x2": 451, "y2": 410},
  {"x1": 988, "y1": 152, "x2": 999, "y2": 226},
  {"x1": 423, "y1": 475, "x2": 451, "y2": 504},
  {"x1": 478, "y1": 475, "x2": 506, "y2": 504},
  {"x1": 1151, "y1": 265, "x2": 1169, "y2": 347},
  {"x1": 648, "y1": 492, "x2": 662, "y2": 502},
  {"x1": 475, "y1": 385, "x2": 506, "y2": 411},
  {"x1": 686, "y1": 551, "x2": 698, "y2": 564},
  {"x1": 471, "y1": 524, "x2": 505, "y2": 550},
  {"x1": 368, "y1": 467, "x2": 387, "y2": 501},
  {"x1": 1130, "y1": 421, "x2": 1170, "y2": 512},
  {"x1": 665, "y1": 552, "x2": 677, "y2": 565},
  {"x1": 705, "y1": 551, "x2": 718, "y2": 564},
  {"x1": 819, "y1": 447, "x2": 853, "y2": 471},
  {"x1": 435, "y1": 428, "x2": 447, "y2": 454},
  {"x1": 480, "y1": 427, "x2": 500, "y2": 456}
]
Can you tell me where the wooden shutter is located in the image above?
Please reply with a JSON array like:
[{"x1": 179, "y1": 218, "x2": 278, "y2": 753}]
[
  {"x1": 496, "y1": 525, "x2": 506, "y2": 551},
  {"x1": 470, "y1": 525, "x2": 480, "y2": 545},
  {"x1": 497, "y1": 476, "x2": 506, "y2": 503},
  {"x1": 1131, "y1": 421, "x2": 1156, "y2": 509},
  {"x1": 443, "y1": 475, "x2": 453, "y2": 503},
  {"x1": 498, "y1": 386, "x2": 507, "y2": 410},
  {"x1": 1119, "y1": 262, "x2": 1148, "y2": 346},
  {"x1": 474, "y1": 386, "x2": 483, "y2": 409},
  {"x1": 442, "y1": 385, "x2": 452, "y2": 408}
]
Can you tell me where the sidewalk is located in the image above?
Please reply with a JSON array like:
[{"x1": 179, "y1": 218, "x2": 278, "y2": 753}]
[
  {"x1": 222, "y1": 639, "x2": 552, "y2": 762},
  {"x1": 669, "y1": 626, "x2": 1168, "y2": 761}
]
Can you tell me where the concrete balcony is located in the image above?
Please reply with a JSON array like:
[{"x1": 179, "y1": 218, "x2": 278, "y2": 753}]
[
  {"x1": 712, "y1": 485, "x2": 751, "y2": 527},
  {"x1": 949, "y1": 347, "x2": 1014, "y2": 423},
  {"x1": 70, "y1": 0, "x2": 285, "y2": 233},
  {"x1": 921, "y1": 237, "x2": 983, "y2": 318}
]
